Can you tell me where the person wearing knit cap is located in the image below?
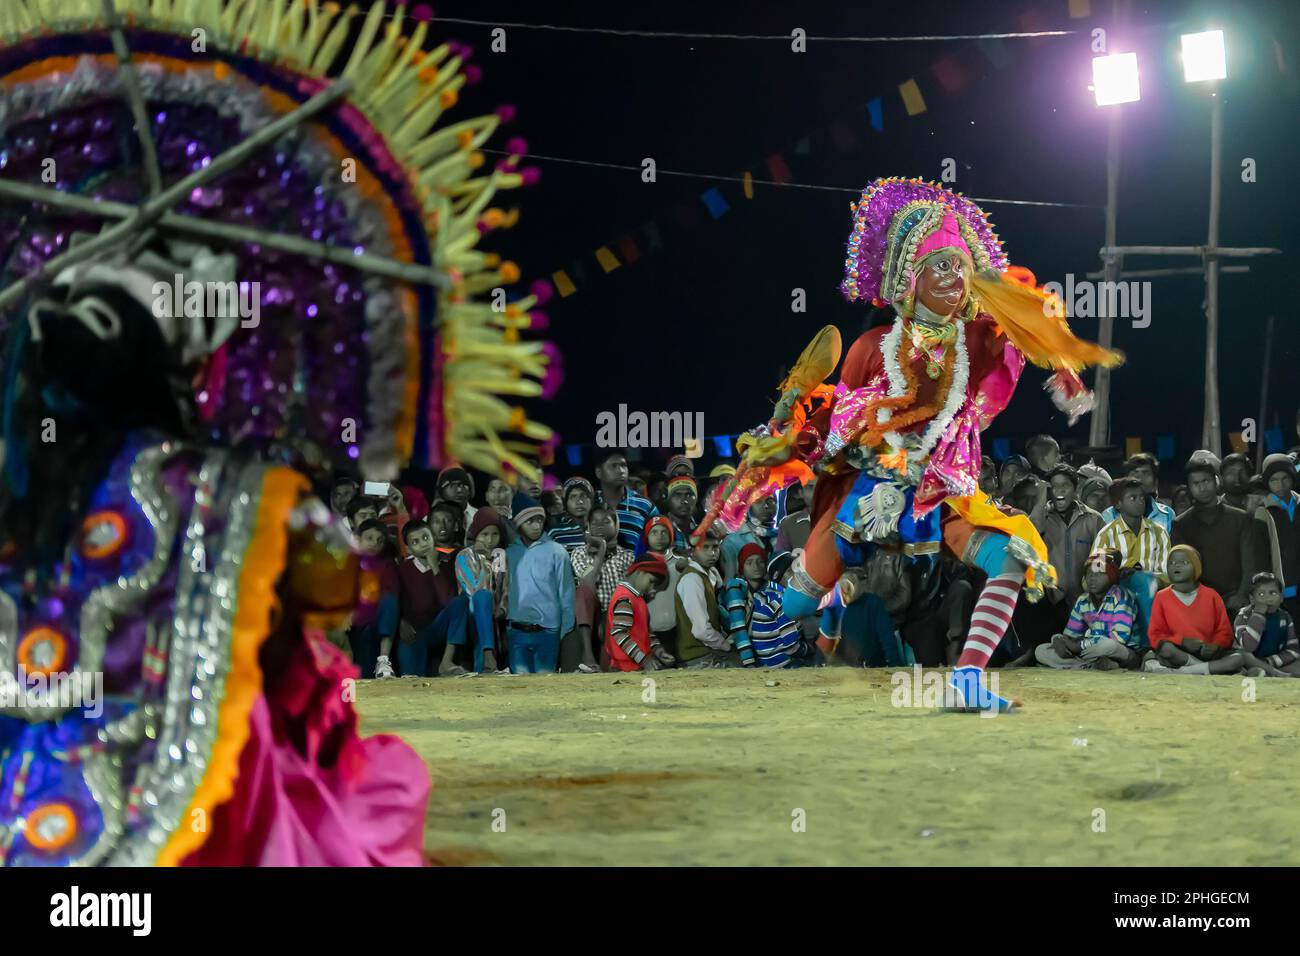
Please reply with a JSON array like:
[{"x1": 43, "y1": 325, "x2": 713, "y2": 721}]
[
  {"x1": 1142, "y1": 544, "x2": 1240, "y2": 674},
  {"x1": 594, "y1": 447, "x2": 660, "y2": 552},
  {"x1": 549, "y1": 476, "x2": 596, "y2": 554},
  {"x1": 503, "y1": 494, "x2": 575, "y2": 674},
  {"x1": 1033, "y1": 548, "x2": 1140, "y2": 670},
  {"x1": 1172, "y1": 453, "x2": 1264, "y2": 620},
  {"x1": 1101, "y1": 452, "x2": 1175, "y2": 534},
  {"x1": 436, "y1": 465, "x2": 478, "y2": 529},
  {"x1": 570, "y1": 504, "x2": 634, "y2": 672},
  {"x1": 453, "y1": 507, "x2": 508, "y2": 673},
  {"x1": 665, "y1": 454, "x2": 695, "y2": 480},
  {"x1": 674, "y1": 525, "x2": 732, "y2": 667},
  {"x1": 606, "y1": 553, "x2": 671, "y2": 671},
  {"x1": 718, "y1": 543, "x2": 813, "y2": 668},
  {"x1": 1257, "y1": 452, "x2": 1300, "y2": 617},
  {"x1": 640, "y1": 515, "x2": 689, "y2": 660},
  {"x1": 664, "y1": 474, "x2": 698, "y2": 551},
  {"x1": 720, "y1": 542, "x2": 771, "y2": 667},
  {"x1": 719, "y1": 494, "x2": 778, "y2": 582},
  {"x1": 1093, "y1": 476, "x2": 1171, "y2": 649}
]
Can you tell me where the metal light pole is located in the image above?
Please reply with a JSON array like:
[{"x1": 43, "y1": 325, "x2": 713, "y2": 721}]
[
  {"x1": 1089, "y1": 108, "x2": 1121, "y2": 449},
  {"x1": 1201, "y1": 92, "x2": 1223, "y2": 455}
]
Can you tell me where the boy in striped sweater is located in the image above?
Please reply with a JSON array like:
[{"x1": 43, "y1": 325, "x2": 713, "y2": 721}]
[
  {"x1": 1233, "y1": 572, "x2": 1300, "y2": 677},
  {"x1": 1093, "y1": 476, "x2": 1170, "y2": 649},
  {"x1": 606, "y1": 554, "x2": 671, "y2": 671},
  {"x1": 1033, "y1": 548, "x2": 1139, "y2": 670}
]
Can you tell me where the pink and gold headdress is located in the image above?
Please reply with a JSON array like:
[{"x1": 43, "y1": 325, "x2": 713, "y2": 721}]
[{"x1": 841, "y1": 177, "x2": 1007, "y2": 306}]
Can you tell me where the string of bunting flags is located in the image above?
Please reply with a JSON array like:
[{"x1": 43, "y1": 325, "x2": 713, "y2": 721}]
[{"x1": 540, "y1": 0, "x2": 1094, "y2": 300}]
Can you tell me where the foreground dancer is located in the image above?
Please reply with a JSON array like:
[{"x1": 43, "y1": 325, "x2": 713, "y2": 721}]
[
  {"x1": 0, "y1": 1, "x2": 554, "y2": 864},
  {"x1": 711, "y1": 178, "x2": 1121, "y2": 711}
]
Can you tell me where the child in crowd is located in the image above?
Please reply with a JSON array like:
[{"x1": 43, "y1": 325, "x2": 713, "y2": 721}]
[
  {"x1": 1233, "y1": 572, "x2": 1300, "y2": 676},
  {"x1": 719, "y1": 494, "x2": 777, "y2": 580},
  {"x1": 1025, "y1": 434, "x2": 1061, "y2": 478},
  {"x1": 776, "y1": 476, "x2": 816, "y2": 553},
  {"x1": 606, "y1": 554, "x2": 671, "y2": 671},
  {"x1": 484, "y1": 477, "x2": 515, "y2": 519},
  {"x1": 594, "y1": 448, "x2": 659, "y2": 550},
  {"x1": 721, "y1": 545, "x2": 811, "y2": 668},
  {"x1": 549, "y1": 477, "x2": 595, "y2": 553},
  {"x1": 436, "y1": 465, "x2": 477, "y2": 529},
  {"x1": 1034, "y1": 548, "x2": 1139, "y2": 670},
  {"x1": 570, "y1": 505, "x2": 634, "y2": 671},
  {"x1": 378, "y1": 519, "x2": 474, "y2": 678},
  {"x1": 1094, "y1": 476, "x2": 1170, "y2": 648},
  {"x1": 454, "y1": 507, "x2": 508, "y2": 673},
  {"x1": 345, "y1": 495, "x2": 380, "y2": 533},
  {"x1": 996, "y1": 455, "x2": 1030, "y2": 505},
  {"x1": 641, "y1": 515, "x2": 688, "y2": 660},
  {"x1": 504, "y1": 496, "x2": 576, "y2": 674},
  {"x1": 1258, "y1": 453, "x2": 1300, "y2": 618},
  {"x1": 1022, "y1": 463, "x2": 1105, "y2": 654},
  {"x1": 330, "y1": 476, "x2": 359, "y2": 517},
  {"x1": 1142, "y1": 545, "x2": 1239, "y2": 674},
  {"x1": 428, "y1": 499, "x2": 466, "y2": 554},
  {"x1": 664, "y1": 475, "x2": 697, "y2": 551},
  {"x1": 1101, "y1": 452, "x2": 1175, "y2": 533},
  {"x1": 674, "y1": 527, "x2": 732, "y2": 667},
  {"x1": 347, "y1": 519, "x2": 399, "y2": 678}
]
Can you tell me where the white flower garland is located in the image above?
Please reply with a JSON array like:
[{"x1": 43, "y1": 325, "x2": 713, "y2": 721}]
[{"x1": 876, "y1": 315, "x2": 970, "y2": 462}]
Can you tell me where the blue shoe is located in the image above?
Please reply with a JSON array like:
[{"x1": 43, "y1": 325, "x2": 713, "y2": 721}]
[{"x1": 946, "y1": 665, "x2": 1020, "y2": 714}]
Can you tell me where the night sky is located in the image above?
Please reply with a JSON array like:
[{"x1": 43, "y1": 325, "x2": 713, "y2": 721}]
[{"x1": 421, "y1": 0, "x2": 1299, "y2": 474}]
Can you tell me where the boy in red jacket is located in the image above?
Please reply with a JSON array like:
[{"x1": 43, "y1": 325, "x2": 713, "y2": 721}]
[
  {"x1": 606, "y1": 553, "x2": 670, "y2": 672},
  {"x1": 1142, "y1": 544, "x2": 1242, "y2": 674}
]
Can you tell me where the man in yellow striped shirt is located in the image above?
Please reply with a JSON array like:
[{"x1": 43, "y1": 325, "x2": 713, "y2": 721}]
[{"x1": 1093, "y1": 477, "x2": 1170, "y2": 648}]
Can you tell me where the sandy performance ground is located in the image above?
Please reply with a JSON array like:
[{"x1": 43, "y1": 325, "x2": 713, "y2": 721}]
[{"x1": 356, "y1": 667, "x2": 1300, "y2": 866}]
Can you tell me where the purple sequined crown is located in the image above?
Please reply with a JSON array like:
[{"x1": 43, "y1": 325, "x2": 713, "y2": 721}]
[{"x1": 840, "y1": 177, "x2": 1007, "y2": 305}]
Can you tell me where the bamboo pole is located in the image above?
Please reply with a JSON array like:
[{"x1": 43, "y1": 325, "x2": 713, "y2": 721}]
[
  {"x1": 0, "y1": 79, "x2": 354, "y2": 313},
  {"x1": 1084, "y1": 265, "x2": 1250, "y2": 279},
  {"x1": 1202, "y1": 93, "x2": 1223, "y2": 456},
  {"x1": 101, "y1": 0, "x2": 161, "y2": 196},
  {"x1": 1099, "y1": 245, "x2": 1280, "y2": 257},
  {"x1": 0, "y1": 180, "x2": 449, "y2": 289},
  {"x1": 1256, "y1": 314, "x2": 1274, "y2": 472}
]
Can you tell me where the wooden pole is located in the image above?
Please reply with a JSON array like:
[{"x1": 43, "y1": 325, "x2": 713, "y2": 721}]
[
  {"x1": 0, "y1": 180, "x2": 450, "y2": 289},
  {"x1": 0, "y1": 79, "x2": 353, "y2": 313},
  {"x1": 1256, "y1": 314, "x2": 1274, "y2": 472},
  {"x1": 1202, "y1": 93, "x2": 1223, "y2": 456},
  {"x1": 1086, "y1": 265, "x2": 1250, "y2": 279},
  {"x1": 1100, "y1": 244, "x2": 1280, "y2": 257}
]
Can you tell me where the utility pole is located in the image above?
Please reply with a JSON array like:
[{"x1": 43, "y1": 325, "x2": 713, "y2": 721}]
[
  {"x1": 1202, "y1": 93, "x2": 1223, "y2": 455},
  {"x1": 1089, "y1": 107, "x2": 1121, "y2": 449}
]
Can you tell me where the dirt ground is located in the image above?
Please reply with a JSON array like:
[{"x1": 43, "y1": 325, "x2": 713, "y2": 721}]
[{"x1": 356, "y1": 667, "x2": 1300, "y2": 866}]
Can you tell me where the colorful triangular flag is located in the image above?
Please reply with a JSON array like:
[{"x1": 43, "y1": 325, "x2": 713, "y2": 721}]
[{"x1": 700, "y1": 187, "x2": 730, "y2": 219}]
